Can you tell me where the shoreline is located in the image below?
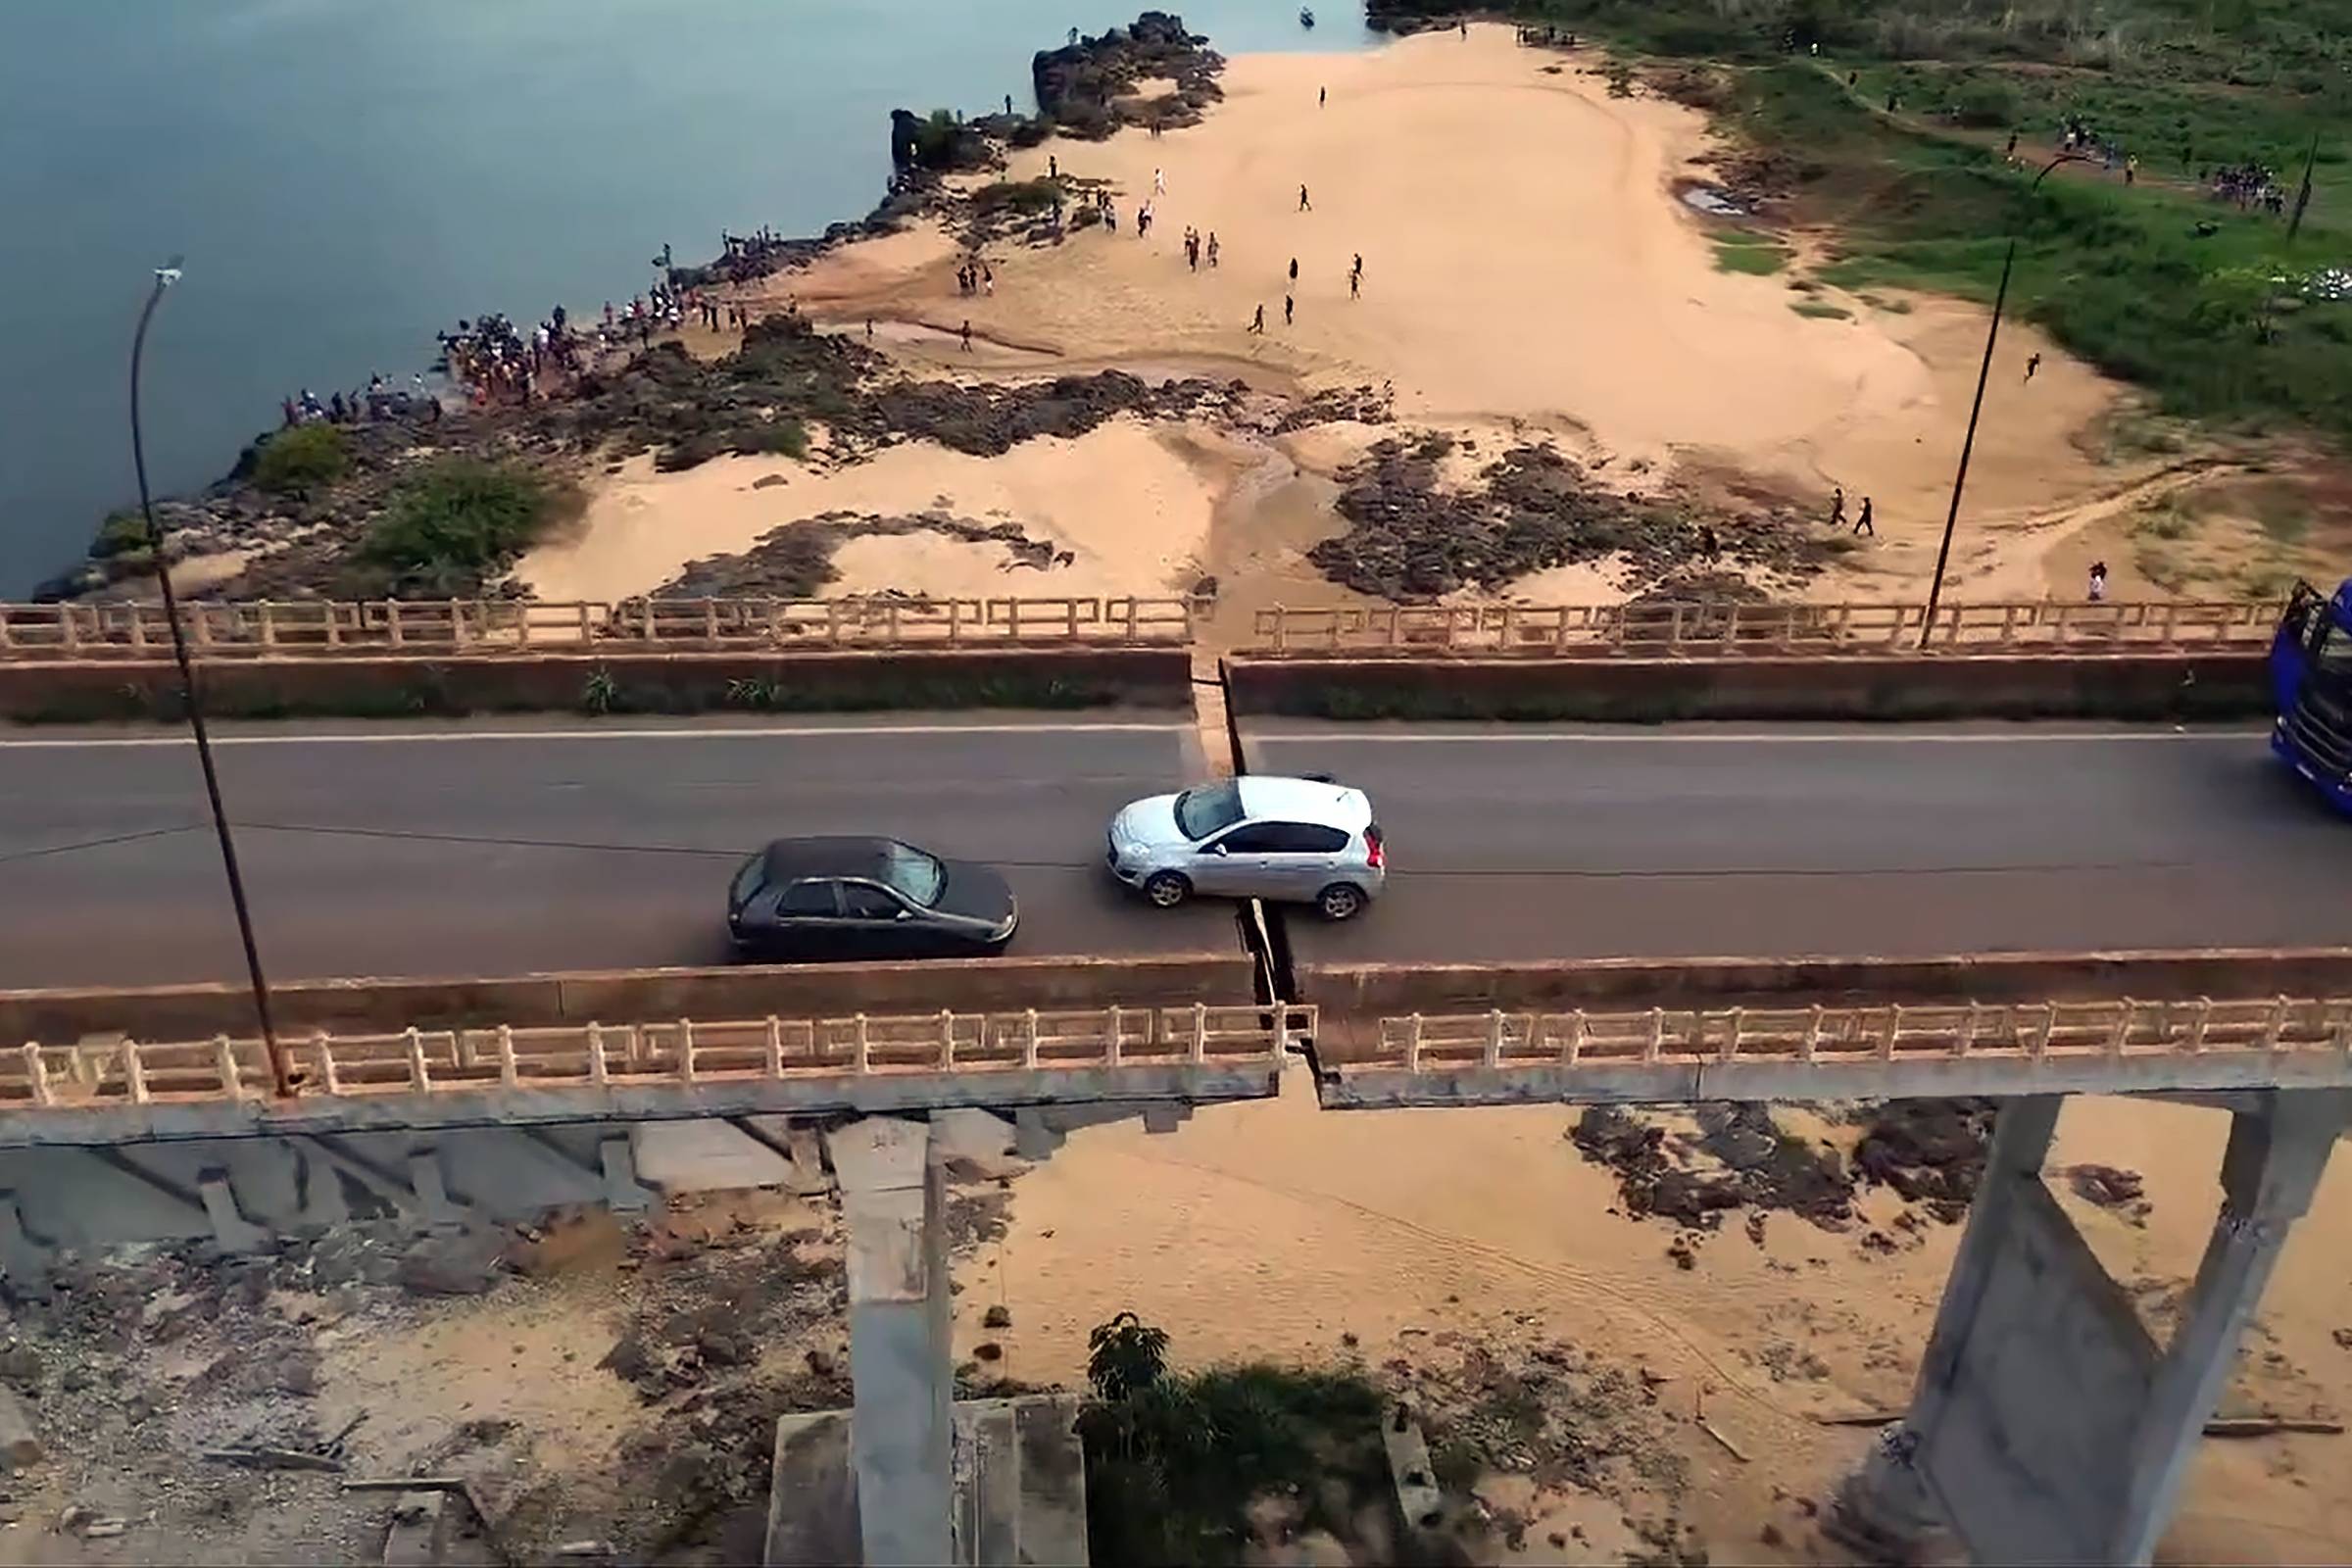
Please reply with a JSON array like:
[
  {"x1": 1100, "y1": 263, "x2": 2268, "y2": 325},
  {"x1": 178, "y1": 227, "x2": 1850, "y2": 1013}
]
[{"x1": 30, "y1": 12, "x2": 1236, "y2": 603}]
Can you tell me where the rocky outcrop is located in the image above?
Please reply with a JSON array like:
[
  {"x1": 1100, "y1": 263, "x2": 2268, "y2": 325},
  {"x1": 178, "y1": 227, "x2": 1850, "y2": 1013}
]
[
  {"x1": 1307, "y1": 433, "x2": 1838, "y2": 601},
  {"x1": 1364, "y1": 0, "x2": 1458, "y2": 36},
  {"x1": 1031, "y1": 12, "x2": 1224, "y2": 139}
]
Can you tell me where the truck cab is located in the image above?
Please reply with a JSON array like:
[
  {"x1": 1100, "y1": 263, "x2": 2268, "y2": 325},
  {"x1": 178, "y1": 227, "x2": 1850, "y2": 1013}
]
[{"x1": 2271, "y1": 578, "x2": 2352, "y2": 811}]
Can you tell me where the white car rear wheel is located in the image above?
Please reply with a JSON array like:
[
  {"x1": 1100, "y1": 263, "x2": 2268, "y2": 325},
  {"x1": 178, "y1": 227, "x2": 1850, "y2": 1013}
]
[{"x1": 1317, "y1": 883, "x2": 1365, "y2": 921}]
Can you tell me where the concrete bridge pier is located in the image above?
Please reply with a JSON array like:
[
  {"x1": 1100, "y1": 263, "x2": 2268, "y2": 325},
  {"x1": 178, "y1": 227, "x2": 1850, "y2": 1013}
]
[
  {"x1": 1837, "y1": 1089, "x2": 2350, "y2": 1566},
  {"x1": 825, "y1": 1117, "x2": 956, "y2": 1568}
]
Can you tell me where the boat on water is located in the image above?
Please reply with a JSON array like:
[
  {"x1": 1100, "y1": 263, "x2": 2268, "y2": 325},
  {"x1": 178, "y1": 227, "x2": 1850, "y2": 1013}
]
[{"x1": 1298, "y1": 6, "x2": 1315, "y2": 26}]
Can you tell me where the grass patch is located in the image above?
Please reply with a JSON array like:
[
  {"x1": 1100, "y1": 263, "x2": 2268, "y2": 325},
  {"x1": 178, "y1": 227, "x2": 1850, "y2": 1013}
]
[
  {"x1": 1713, "y1": 234, "x2": 1791, "y2": 273},
  {"x1": 1077, "y1": 1315, "x2": 1389, "y2": 1567},
  {"x1": 1792, "y1": 299, "x2": 1854, "y2": 318},
  {"x1": 342, "y1": 459, "x2": 579, "y2": 598},
  {"x1": 252, "y1": 422, "x2": 349, "y2": 496}
]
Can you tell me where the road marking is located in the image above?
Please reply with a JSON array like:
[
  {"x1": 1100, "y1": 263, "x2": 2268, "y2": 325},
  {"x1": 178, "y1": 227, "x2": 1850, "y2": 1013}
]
[
  {"x1": 1251, "y1": 727, "x2": 2264, "y2": 746},
  {"x1": 0, "y1": 720, "x2": 1183, "y2": 751}
]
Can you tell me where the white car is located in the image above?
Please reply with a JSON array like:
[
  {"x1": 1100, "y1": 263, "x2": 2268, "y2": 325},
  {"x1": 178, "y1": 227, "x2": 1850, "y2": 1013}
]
[{"x1": 1104, "y1": 774, "x2": 1386, "y2": 920}]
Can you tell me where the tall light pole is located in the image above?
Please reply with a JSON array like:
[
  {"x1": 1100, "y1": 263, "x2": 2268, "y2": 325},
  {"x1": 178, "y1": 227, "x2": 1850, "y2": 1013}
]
[
  {"x1": 130, "y1": 261, "x2": 291, "y2": 1099},
  {"x1": 1919, "y1": 151, "x2": 2093, "y2": 649}
]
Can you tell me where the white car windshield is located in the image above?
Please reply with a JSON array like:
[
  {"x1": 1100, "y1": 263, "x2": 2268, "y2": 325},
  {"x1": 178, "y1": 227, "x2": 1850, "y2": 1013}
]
[{"x1": 1173, "y1": 780, "x2": 1246, "y2": 840}]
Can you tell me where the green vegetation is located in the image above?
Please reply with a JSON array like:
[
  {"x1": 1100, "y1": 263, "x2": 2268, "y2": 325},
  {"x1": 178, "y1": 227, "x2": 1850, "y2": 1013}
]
[
  {"x1": 1711, "y1": 228, "x2": 1792, "y2": 272},
  {"x1": 252, "y1": 421, "x2": 350, "y2": 496},
  {"x1": 1077, "y1": 1315, "x2": 1389, "y2": 1566},
  {"x1": 1792, "y1": 298, "x2": 1854, "y2": 318},
  {"x1": 344, "y1": 459, "x2": 577, "y2": 598},
  {"x1": 1513, "y1": 0, "x2": 2352, "y2": 444},
  {"x1": 970, "y1": 176, "x2": 1062, "y2": 217},
  {"x1": 89, "y1": 512, "x2": 154, "y2": 561}
]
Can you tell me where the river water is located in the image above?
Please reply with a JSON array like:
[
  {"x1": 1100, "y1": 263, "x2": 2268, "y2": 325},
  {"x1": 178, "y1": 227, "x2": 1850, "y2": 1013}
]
[{"x1": 0, "y1": 0, "x2": 1368, "y2": 594}]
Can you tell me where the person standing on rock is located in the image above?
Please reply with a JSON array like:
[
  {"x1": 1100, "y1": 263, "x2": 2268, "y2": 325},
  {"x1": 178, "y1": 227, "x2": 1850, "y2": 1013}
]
[
  {"x1": 1854, "y1": 497, "x2": 1875, "y2": 537},
  {"x1": 1250, "y1": 303, "x2": 1265, "y2": 334},
  {"x1": 960, "y1": 318, "x2": 974, "y2": 353},
  {"x1": 1299, "y1": 183, "x2": 1312, "y2": 211}
]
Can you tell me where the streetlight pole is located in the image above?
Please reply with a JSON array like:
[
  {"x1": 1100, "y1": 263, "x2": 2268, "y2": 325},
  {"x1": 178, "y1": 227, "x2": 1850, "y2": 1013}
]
[
  {"x1": 129, "y1": 261, "x2": 291, "y2": 1099},
  {"x1": 1918, "y1": 151, "x2": 2092, "y2": 649}
]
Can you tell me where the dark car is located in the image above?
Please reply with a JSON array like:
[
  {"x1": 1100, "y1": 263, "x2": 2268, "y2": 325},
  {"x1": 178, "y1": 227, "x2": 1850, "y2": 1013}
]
[{"x1": 727, "y1": 837, "x2": 1017, "y2": 962}]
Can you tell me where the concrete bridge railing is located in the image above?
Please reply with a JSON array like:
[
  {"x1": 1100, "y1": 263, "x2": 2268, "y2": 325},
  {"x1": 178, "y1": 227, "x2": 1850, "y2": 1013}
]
[
  {"x1": 0, "y1": 594, "x2": 1206, "y2": 660},
  {"x1": 1320, "y1": 995, "x2": 2352, "y2": 1107},
  {"x1": 2, "y1": 1003, "x2": 1311, "y2": 1144},
  {"x1": 1250, "y1": 596, "x2": 2283, "y2": 658}
]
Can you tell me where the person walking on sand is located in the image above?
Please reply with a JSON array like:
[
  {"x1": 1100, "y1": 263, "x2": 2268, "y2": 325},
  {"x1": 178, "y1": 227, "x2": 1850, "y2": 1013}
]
[
  {"x1": 1854, "y1": 496, "x2": 1875, "y2": 537},
  {"x1": 2025, "y1": 351, "x2": 2041, "y2": 382},
  {"x1": 1299, "y1": 183, "x2": 1311, "y2": 212},
  {"x1": 866, "y1": 317, "x2": 874, "y2": 339},
  {"x1": 1289, "y1": 256, "x2": 1298, "y2": 284},
  {"x1": 982, "y1": 261, "x2": 994, "y2": 295},
  {"x1": 959, "y1": 318, "x2": 973, "y2": 353},
  {"x1": 1154, "y1": 167, "x2": 1166, "y2": 195},
  {"x1": 1829, "y1": 485, "x2": 1845, "y2": 529},
  {"x1": 2088, "y1": 560, "x2": 2108, "y2": 602},
  {"x1": 1250, "y1": 303, "x2": 1265, "y2": 334},
  {"x1": 1284, "y1": 292, "x2": 1295, "y2": 325},
  {"x1": 1207, "y1": 231, "x2": 1220, "y2": 267},
  {"x1": 1349, "y1": 266, "x2": 1360, "y2": 299},
  {"x1": 1319, "y1": 85, "x2": 1326, "y2": 106},
  {"x1": 1049, "y1": 154, "x2": 1058, "y2": 180}
]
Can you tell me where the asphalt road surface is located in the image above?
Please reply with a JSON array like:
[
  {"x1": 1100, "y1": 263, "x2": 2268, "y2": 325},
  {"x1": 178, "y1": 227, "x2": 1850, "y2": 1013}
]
[
  {"x1": 0, "y1": 716, "x2": 1229, "y2": 988},
  {"x1": 1245, "y1": 721, "x2": 2352, "y2": 966}
]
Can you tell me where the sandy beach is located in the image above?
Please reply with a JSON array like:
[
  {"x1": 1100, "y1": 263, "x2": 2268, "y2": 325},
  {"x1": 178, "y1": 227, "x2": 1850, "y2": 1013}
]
[{"x1": 509, "y1": 23, "x2": 2291, "y2": 617}]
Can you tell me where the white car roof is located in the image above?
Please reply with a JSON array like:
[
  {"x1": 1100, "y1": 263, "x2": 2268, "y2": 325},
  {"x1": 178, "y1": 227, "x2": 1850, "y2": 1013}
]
[{"x1": 1235, "y1": 775, "x2": 1372, "y2": 830}]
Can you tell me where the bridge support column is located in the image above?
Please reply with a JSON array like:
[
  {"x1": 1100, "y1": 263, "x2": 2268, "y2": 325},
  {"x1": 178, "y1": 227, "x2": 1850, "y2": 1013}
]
[
  {"x1": 826, "y1": 1117, "x2": 954, "y2": 1568},
  {"x1": 2104, "y1": 1089, "x2": 2349, "y2": 1563},
  {"x1": 1836, "y1": 1089, "x2": 2349, "y2": 1567},
  {"x1": 1832, "y1": 1093, "x2": 2061, "y2": 1562}
]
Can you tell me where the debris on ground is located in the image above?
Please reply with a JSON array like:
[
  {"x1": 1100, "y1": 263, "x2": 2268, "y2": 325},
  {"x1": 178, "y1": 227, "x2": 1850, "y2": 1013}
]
[
  {"x1": 2066, "y1": 1164, "x2": 2155, "y2": 1226},
  {"x1": 1850, "y1": 1101, "x2": 1997, "y2": 1223},
  {"x1": 1568, "y1": 1104, "x2": 1855, "y2": 1232},
  {"x1": 1307, "y1": 433, "x2": 1840, "y2": 600}
]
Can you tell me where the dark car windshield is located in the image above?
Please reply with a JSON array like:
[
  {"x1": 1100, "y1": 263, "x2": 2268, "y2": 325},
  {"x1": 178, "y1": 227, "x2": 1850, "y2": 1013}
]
[
  {"x1": 1173, "y1": 780, "x2": 1246, "y2": 840},
  {"x1": 875, "y1": 842, "x2": 948, "y2": 907},
  {"x1": 730, "y1": 855, "x2": 767, "y2": 908}
]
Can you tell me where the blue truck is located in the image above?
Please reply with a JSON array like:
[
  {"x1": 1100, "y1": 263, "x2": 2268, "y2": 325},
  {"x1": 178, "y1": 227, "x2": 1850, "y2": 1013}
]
[{"x1": 2272, "y1": 579, "x2": 2352, "y2": 809}]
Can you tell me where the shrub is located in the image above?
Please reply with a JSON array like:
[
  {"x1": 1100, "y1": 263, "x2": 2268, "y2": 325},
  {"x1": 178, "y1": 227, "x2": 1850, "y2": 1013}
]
[
  {"x1": 253, "y1": 422, "x2": 349, "y2": 496},
  {"x1": 345, "y1": 460, "x2": 573, "y2": 598},
  {"x1": 90, "y1": 512, "x2": 153, "y2": 559}
]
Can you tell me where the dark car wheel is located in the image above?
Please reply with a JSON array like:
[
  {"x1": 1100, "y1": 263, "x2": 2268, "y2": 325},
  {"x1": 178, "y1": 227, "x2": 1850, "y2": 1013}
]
[
  {"x1": 1316, "y1": 883, "x2": 1366, "y2": 921},
  {"x1": 1143, "y1": 870, "x2": 1192, "y2": 908}
]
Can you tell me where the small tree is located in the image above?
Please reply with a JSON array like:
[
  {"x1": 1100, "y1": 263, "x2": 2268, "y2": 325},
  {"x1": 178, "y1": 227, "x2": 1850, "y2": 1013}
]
[{"x1": 1087, "y1": 1311, "x2": 1169, "y2": 1404}]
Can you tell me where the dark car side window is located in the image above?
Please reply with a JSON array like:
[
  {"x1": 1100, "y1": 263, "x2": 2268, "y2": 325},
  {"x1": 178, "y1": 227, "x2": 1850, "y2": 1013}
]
[
  {"x1": 777, "y1": 879, "x2": 839, "y2": 917},
  {"x1": 841, "y1": 882, "x2": 906, "y2": 919},
  {"x1": 1222, "y1": 822, "x2": 1347, "y2": 854}
]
